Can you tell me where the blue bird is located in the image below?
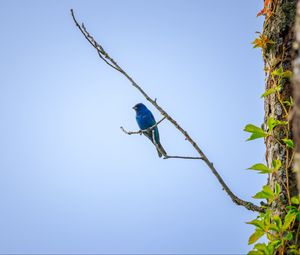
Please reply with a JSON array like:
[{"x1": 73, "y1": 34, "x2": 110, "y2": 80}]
[{"x1": 133, "y1": 103, "x2": 167, "y2": 158}]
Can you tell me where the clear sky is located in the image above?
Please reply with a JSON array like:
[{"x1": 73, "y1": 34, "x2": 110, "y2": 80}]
[{"x1": 0, "y1": 0, "x2": 266, "y2": 254}]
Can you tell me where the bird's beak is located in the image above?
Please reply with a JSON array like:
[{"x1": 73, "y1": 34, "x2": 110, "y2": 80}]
[{"x1": 132, "y1": 106, "x2": 137, "y2": 110}]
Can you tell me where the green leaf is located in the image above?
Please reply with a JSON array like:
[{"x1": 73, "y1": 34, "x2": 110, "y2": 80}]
[
  {"x1": 283, "y1": 212, "x2": 296, "y2": 231},
  {"x1": 283, "y1": 100, "x2": 293, "y2": 107},
  {"x1": 268, "y1": 240, "x2": 281, "y2": 251},
  {"x1": 253, "y1": 191, "x2": 270, "y2": 200},
  {"x1": 254, "y1": 244, "x2": 267, "y2": 249},
  {"x1": 282, "y1": 138, "x2": 294, "y2": 148},
  {"x1": 244, "y1": 124, "x2": 265, "y2": 133},
  {"x1": 286, "y1": 205, "x2": 298, "y2": 213},
  {"x1": 288, "y1": 247, "x2": 299, "y2": 255},
  {"x1": 246, "y1": 219, "x2": 264, "y2": 230},
  {"x1": 247, "y1": 162, "x2": 280, "y2": 174},
  {"x1": 248, "y1": 229, "x2": 265, "y2": 245},
  {"x1": 246, "y1": 133, "x2": 267, "y2": 141},
  {"x1": 271, "y1": 67, "x2": 292, "y2": 79},
  {"x1": 272, "y1": 67, "x2": 284, "y2": 77},
  {"x1": 251, "y1": 242, "x2": 275, "y2": 255},
  {"x1": 284, "y1": 231, "x2": 293, "y2": 241},
  {"x1": 253, "y1": 185, "x2": 274, "y2": 202},
  {"x1": 268, "y1": 117, "x2": 279, "y2": 131},
  {"x1": 267, "y1": 117, "x2": 287, "y2": 132},
  {"x1": 262, "y1": 185, "x2": 274, "y2": 197},
  {"x1": 261, "y1": 85, "x2": 282, "y2": 99},
  {"x1": 252, "y1": 243, "x2": 268, "y2": 254},
  {"x1": 261, "y1": 88, "x2": 276, "y2": 98},
  {"x1": 291, "y1": 196, "x2": 300, "y2": 205},
  {"x1": 269, "y1": 224, "x2": 279, "y2": 232},
  {"x1": 266, "y1": 232, "x2": 274, "y2": 241},
  {"x1": 274, "y1": 182, "x2": 281, "y2": 196},
  {"x1": 244, "y1": 124, "x2": 268, "y2": 141},
  {"x1": 264, "y1": 209, "x2": 271, "y2": 226},
  {"x1": 272, "y1": 159, "x2": 282, "y2": 172},
  {"x1": 247, "y1": 251, "x2": 260, "y2": 255},
  {"x1": 282, "y1": 70, "x2": 292, "y2": 79},
  {"x1": 272, "y1": 215, "x2": 282, "y2": 230},
  {"x1": 247, "y1": 163, "x2": 272, "y2": 174}
]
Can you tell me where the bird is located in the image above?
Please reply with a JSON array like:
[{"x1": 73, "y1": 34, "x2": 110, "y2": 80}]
[{"x1": 133, "y1": 103, "x2": 167, "y2": 158}]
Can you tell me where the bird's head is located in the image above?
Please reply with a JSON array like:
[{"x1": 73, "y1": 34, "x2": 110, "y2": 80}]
[{"x1": 133, "y1": 103, "x2": 147, "y2": 112}]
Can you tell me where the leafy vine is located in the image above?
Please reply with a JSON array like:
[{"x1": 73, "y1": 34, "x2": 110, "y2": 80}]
[{"x1": 245, "y1": 1, "x2": 299, "y2": 254}]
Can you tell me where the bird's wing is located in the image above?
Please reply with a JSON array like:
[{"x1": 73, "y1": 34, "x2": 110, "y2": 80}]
[
  {"x1": 147, "y1": 111, "x2": 156, "y2": 125},
  {"x1": 137, "y1": 111, "x2": 156, "y2": 130}
]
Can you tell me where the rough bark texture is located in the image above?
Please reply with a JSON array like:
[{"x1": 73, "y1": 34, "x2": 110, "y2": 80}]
[
  {"x1": 293, "y1": 0, "x2": 300, "y2": 196},
  {"x1": 262, "y1": 0, "x2": 298, "y2": 216}
]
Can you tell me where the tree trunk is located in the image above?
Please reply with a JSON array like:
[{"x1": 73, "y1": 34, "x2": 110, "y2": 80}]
[
  {"x1": 262, "y1": 0, "x2": 299, "y2": 247},
  {"x1": 293, "y1": 0, "x2": 300, "y2": 196}
]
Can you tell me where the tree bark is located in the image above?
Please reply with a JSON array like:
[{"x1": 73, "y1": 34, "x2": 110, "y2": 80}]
[
  {"x1": 293, "y1": 0, "x2": 300, "y2": 196},
  {"x1": 262, "y1": 0, "x2": 298, "y2": 216}
]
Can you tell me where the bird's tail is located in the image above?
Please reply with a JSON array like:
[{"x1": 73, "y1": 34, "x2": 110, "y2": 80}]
[{"x1": 155, "y1": 142, "x2": 167, "y2": 158}]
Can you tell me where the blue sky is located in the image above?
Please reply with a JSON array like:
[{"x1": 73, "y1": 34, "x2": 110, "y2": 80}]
[{"x1": 0, "y1": 1, "x2": 266, "y2": 254}]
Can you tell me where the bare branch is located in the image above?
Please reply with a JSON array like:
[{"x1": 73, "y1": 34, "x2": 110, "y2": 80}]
[
  {"x1": 121, "y1": 116, "x2": 201, "y2": 159},
  {"x1": 120, "y1": 117, "x2": 166, "y2": 135},
  {"x1": 120, "y1": 126, "x2": 143, "y2": 135},
  {"x1": 71, "y1": 9, "x2": 264, "y2": 213},
  {"x1": 121, "y1": 127, "x2": 203, "y2": 160},
  {"x1": 164, "y1": 155, "x2": 203, "y2": 160}
]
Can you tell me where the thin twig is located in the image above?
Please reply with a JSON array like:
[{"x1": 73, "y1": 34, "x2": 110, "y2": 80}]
[
  {"x1": 123, "y1": 114, "x2": 205, "y2": 161},
  {"x1": 121, "y1": 127, "x2": 203, "y2": 160},
  {"x1": 121, "y1": 117, "x2": 201, "y2": 159},
  {"x1": 120, "y1": 117, "x2": 166, "y2": 135},
  {"x1": 149, "y1": 116, "x2": 166, "y2": 130},
  {"x1": 164, "y1": 155, "x2": 203, "y2": 160},
  {"x1": 120, "y1": 126, "x2": 143, "y2": 135},
  {"x1": 71, "y1": 9, "x2": 264, "y2": 213}
]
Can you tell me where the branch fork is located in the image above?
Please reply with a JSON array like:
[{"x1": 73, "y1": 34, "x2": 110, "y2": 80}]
[
  {"x1": 120, "y1": 117, "x2": 203, "y2": 160},
  {"x1": 71, "y1": 9, "x2": 264, "y2": 213}
]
